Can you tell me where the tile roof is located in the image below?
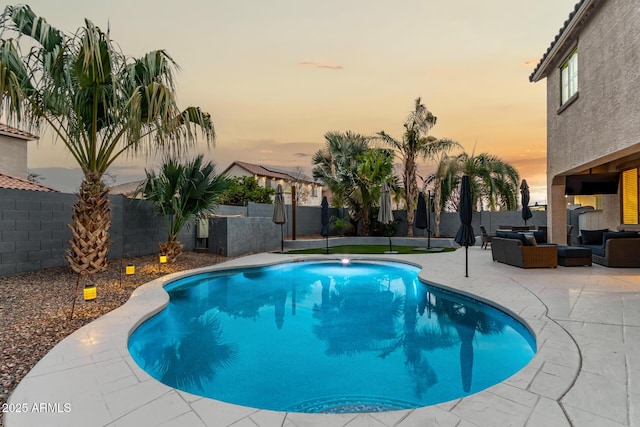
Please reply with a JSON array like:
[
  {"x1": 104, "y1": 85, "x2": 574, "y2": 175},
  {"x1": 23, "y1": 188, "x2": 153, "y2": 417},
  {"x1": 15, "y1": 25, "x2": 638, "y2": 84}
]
[
  {"x1": 0, "y1": 123, "x2": 38, "y2": 141},
  {"x1": 529, "y1": 0, "x2": 597, "y2": 82},
  {"x1": 108, "y1": 180, "x2": 145, "y2": 198},
  {"x1": 0, "y1": 172, "x2": 59, "y2": 192},
  {"x1": 223, "y1": 161, "x2": 319, "y2": 185}
]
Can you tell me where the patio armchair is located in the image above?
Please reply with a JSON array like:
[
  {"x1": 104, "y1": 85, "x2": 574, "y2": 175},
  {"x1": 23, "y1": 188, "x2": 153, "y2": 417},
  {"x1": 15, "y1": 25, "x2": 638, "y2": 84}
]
[{"x1": 480, "y1": 225, "x2": 493, "y2": 250}]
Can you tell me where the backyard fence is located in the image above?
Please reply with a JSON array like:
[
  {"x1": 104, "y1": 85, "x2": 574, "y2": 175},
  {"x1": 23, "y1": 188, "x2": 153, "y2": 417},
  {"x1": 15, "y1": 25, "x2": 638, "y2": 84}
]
[{"x1": 0, "y1": 188, "x2": 547, "y2": 275}]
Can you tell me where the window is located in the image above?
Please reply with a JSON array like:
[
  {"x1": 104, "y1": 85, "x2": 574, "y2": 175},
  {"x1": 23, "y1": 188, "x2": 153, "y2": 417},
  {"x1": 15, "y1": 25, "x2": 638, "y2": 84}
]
[
  {"x1": 622, "y1": 168, "x2": 638, "y2": 224},
  {"x1": 561, "y1": 49, "x2": 578, "y2": 105},
  {"x1": 311, "y1": 185, "x2": 318, "y2": 197}
]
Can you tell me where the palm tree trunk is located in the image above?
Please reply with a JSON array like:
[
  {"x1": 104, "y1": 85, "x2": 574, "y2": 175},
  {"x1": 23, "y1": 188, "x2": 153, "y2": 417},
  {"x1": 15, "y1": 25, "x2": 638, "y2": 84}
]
[
  {"x1": 158, "y1": 236, "x2": 184, "y2": 263},
  {"x1": 434, "y1": 178, "x2": 443, "y2": 237},
  {"x1": 66, "y1": 173, "x2": 112, "y2": 274},
  {"x1": 361, "y1": 204, "x2": 370, "y2": 236},
  {"x1": 405, "y1": 158, "x2": 416, "y2": 237}
]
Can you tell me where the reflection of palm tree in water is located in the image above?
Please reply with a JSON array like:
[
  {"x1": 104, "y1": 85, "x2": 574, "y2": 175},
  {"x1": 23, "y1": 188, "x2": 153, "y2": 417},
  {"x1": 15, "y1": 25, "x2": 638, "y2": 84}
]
[
  {"x1": 436, "y1": 296, "x2": 505, "y2": 393},
  {"x1": 273, "y1": 282, "x2": 287, "y2": 329},
  {"x1": 136, "y1": 312, "x2": 237, "y2": 392},
  {"x1": 312, "y1": 276, "x2": 403, "y2": 355},
  {"x1": 313, "y1": 273, "x2": 460, "y2": 399},
  {"x1": 379, "y1": 277, "x2": 457, "y2": 398}
]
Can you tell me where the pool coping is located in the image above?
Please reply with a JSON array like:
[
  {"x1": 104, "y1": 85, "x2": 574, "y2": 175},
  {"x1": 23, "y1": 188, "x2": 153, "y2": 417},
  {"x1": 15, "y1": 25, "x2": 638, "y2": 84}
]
[{"x1": 5, "y1": 252, "x2": 579, "y2": 427}]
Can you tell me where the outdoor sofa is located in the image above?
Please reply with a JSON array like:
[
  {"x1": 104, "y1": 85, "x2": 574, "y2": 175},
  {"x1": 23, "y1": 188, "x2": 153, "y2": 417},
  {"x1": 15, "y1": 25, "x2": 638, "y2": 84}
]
[
  {"x1": 491, "y1": 231, "x2": 557, "y2": 268},
  {"x1": 578, "y1": 229, "x2": 640, "y2": 267}
]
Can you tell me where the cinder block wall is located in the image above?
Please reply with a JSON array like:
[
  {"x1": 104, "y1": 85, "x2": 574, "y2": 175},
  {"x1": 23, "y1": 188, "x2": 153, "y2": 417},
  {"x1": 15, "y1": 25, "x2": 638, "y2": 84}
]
[
  {"x1": 0, "y1": 189, "x2": 194, "y2": 276},
  {"x1": 0, "y1": 189, "x2": 75, "y2": 276},
  {"x1": 0, "y1": 188, "x2": 548, "y2": 276}
]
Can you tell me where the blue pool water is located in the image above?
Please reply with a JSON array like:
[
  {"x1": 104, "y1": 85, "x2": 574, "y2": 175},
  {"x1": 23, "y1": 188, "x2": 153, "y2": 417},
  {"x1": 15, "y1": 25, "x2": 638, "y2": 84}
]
[{"x1": 128, "y1": 260, "x2": 536, "y2": 413}]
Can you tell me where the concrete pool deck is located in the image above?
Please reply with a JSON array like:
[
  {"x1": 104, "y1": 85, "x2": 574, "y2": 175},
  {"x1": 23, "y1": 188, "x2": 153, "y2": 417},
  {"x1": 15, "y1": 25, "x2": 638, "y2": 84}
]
[{"x1": 5, "y1": 247, "x2": 640, "y2": 426}]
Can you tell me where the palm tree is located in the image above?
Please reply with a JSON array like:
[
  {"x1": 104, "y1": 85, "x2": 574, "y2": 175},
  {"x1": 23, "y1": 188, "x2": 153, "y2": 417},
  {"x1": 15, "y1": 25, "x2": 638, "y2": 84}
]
[
  {"x1": 377, "y1": 98, "x2": 459, "y2": 236},
  {"x1": 138, "y1": 155, "x2": 228, "y2": 262},
  {"x1": 352, "y1": 148, "x2": 395, "y2": 236},
  {"x1": 426, "y1": 151, "x2": 520, "y2": 235},
  {"x1": 0, "y1": 5, "x2": 214, "y2": 274},
  {"x1": 312, "y1": 131, "x2": 394, "y2": 235},
  {"x1": 312, "y1": 131, "x2": 368, "y2": 233}
]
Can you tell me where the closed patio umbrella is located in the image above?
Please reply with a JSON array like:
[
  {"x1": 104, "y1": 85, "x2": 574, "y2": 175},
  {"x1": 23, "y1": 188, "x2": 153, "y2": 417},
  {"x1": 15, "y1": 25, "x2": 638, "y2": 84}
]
[
  {"x1": 378, "y1": 182, "x2": 395, "y2": 253},
  {"x1": 520, "y1": 179, "x2": 533, "y2": 225},
  {"x1": 272, "y1": 184, "x2": 287, "y2": 252},
  {"x1": 415, "y1": 191, "x2": 432, "y2": 249},
  {"x1": 415, "y1": 192, "x2": 427, "y2": 231},
  {"x1": 455, "y1": 175, "x2": 476, "y2": 277},
  {"x1": 321, "y1": 196, "x2": 330, "y2": 254}
]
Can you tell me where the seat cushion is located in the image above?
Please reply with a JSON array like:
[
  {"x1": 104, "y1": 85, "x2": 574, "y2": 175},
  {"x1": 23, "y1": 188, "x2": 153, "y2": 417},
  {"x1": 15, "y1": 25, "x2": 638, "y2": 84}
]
[
  {"x1": 496, "y1": 231, "x2": 527, "y2": 245},
  {"x1": 557, "y1": 246, "x2": 592, "y2": 258},
  {"x1": 580, "y1": 244, "x2": 605, "y2": 257},
  {"x1": 602, "y1": 231, "x2": 638, "y2": 246}
]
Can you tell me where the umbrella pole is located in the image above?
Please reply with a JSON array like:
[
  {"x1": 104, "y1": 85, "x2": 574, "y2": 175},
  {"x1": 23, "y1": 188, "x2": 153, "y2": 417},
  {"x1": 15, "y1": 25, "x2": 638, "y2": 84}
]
[
  {"x1": 465, "y1": 246, "x2": 469, "y2": 277},
  {"x1": 427, "y1": 229, "x2": 431, "y2": 249},
  {"x1": 389, "y1": 235, "x2": 392, "y2": 252},
  {"x1": 325, "y1": 235, "x2": 328, "y2": 254},
  {"x1": 280, "y1": 224, "x2": 284, "y2": 252}
]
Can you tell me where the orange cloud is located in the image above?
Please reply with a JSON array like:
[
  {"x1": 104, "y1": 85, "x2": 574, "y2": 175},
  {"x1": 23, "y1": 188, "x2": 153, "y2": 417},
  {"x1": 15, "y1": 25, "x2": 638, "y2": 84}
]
[
  {"x1": 298, "y1": 61, "x2": 344, "y2": 70},
  {"x1": 523, "y1": 59, "x2": 539, "y2": 68}
]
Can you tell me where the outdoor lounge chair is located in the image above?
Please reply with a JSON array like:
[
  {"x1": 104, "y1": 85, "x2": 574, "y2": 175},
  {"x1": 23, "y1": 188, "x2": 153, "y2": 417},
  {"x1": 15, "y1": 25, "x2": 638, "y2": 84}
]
[{"x1": 480, "y1": 225, "x2": 493, "y2": 250}]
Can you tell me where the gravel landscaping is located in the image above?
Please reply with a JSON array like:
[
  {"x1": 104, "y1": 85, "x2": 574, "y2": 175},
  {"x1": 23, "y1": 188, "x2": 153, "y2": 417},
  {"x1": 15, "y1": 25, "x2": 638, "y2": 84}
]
[{"x1": 0, "y1": 251, "x2": 233, "y2": 426}]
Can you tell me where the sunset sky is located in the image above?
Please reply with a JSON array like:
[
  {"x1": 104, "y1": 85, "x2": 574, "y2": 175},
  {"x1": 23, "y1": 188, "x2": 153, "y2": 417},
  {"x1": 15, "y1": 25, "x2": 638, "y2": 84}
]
[{"x1": 16, "y1": 0, "x2": 579, "y2": 204}]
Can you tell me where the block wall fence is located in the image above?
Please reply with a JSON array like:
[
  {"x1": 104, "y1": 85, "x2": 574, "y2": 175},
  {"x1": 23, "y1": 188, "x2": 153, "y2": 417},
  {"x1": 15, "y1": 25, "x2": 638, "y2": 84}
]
[{"x1": 0, "y1": 188, "x2": 547, "y2": 275}]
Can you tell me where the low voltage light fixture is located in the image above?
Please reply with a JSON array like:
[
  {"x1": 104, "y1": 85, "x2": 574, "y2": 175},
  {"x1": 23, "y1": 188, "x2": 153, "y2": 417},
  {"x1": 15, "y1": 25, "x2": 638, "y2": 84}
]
[{"x1": 83, "y1": 283, "x2": 96, "y2": 301}]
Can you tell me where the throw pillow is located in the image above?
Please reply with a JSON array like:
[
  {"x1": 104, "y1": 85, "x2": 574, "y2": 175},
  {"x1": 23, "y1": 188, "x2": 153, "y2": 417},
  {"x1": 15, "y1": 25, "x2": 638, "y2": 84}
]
[
  {"x1": 580, "y1": 228, "x2": 609, "y2": 245},
  {"x1": 523, "y1": 233, "x2": 538, "y2": 246},
  {"x1": 533, "y1": 230, "x2": 547, "y2": 244}
]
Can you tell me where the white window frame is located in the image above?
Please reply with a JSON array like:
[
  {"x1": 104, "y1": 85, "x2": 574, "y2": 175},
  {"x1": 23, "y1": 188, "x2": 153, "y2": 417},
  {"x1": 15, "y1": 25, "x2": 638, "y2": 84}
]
[{"x1": 561, "y1": 49, "x2": 578, "y2": 105}]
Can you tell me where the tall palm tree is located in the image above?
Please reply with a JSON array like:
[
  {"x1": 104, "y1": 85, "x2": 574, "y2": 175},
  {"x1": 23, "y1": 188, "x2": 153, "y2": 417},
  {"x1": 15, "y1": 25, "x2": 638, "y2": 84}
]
[
  {"x1": 139, "y1": 155, "x2": 228, "y2": 262},
  {"x1": 377, "y1": 98, "x2": 459, "y2": 236},
  {"x1": 0, "y1": 5, "x2": 214, "y2": 274}
]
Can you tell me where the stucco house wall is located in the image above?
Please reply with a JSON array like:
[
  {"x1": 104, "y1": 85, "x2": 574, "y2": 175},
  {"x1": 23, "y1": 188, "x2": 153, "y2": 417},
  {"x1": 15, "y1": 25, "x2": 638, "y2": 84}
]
[
  {"x1": 537, "y1": 0, "x2": 640, "y2": 243},
  {"x1": 0, "y1": 132, "x2": 30, "y2": 179}
]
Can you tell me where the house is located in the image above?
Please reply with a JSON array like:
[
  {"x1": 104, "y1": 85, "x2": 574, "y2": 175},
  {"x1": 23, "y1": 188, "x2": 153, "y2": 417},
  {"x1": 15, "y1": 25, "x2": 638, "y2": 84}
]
[
  {"x1": 529, "y1": 0, "x2": 640, "y2": 244},
  {"x1": 222, "y1": 161, "x2": 324, "y2": 206},
  {"x1": 0, "y1": 123, "x2": 38, "y2": 179},
  {"x1": 0, "y1": 123, "x2": 57, "y2": 192}
]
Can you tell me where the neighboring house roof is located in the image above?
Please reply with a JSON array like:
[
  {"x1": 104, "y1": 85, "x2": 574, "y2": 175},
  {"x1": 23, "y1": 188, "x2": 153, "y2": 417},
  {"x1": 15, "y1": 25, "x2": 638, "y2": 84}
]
[
  {"x1": 222, "y1": 161, "x2": 320, "y2": 185},
  {"x1": 108, "y1": 180, "x2": 144, "y2": 198},
  {"x1": 0, "y1": 172, "x2": 59, "y2": 192},
  {"x1": 529, "y1": 0, "x2": 599, "y2": 82},
  {"x1": 0, "y1": 123, "x2": 38, "y2": 141}
]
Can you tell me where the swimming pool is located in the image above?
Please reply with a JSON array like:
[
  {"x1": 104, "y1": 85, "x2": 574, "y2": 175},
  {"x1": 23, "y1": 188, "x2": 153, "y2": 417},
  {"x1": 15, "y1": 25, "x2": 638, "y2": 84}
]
[{"x1": 128, "y1": 260, "x2": 536, "y2": 413}]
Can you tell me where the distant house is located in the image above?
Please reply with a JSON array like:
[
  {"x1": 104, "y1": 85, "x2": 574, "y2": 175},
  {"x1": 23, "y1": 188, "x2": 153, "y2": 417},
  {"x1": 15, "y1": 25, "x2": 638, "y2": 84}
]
[
  {"x1": 529, "y1": 0, "x2": 640, "y2": 243},
  {"x1": 0, "y1": 123, "x2": 38, "y2": 180},
  {"x1": 108, "y1": 180, "x2": 144, "y2": 198},
  {"x1": 222, "y1": 161, "x2": 324, "y2": 206},
  {"x1": 0, "y1": 172, "x2": 59, "y2": 192},
  {"x1": 0, "y1": 124, "x2": 58, "y2": 192}
]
